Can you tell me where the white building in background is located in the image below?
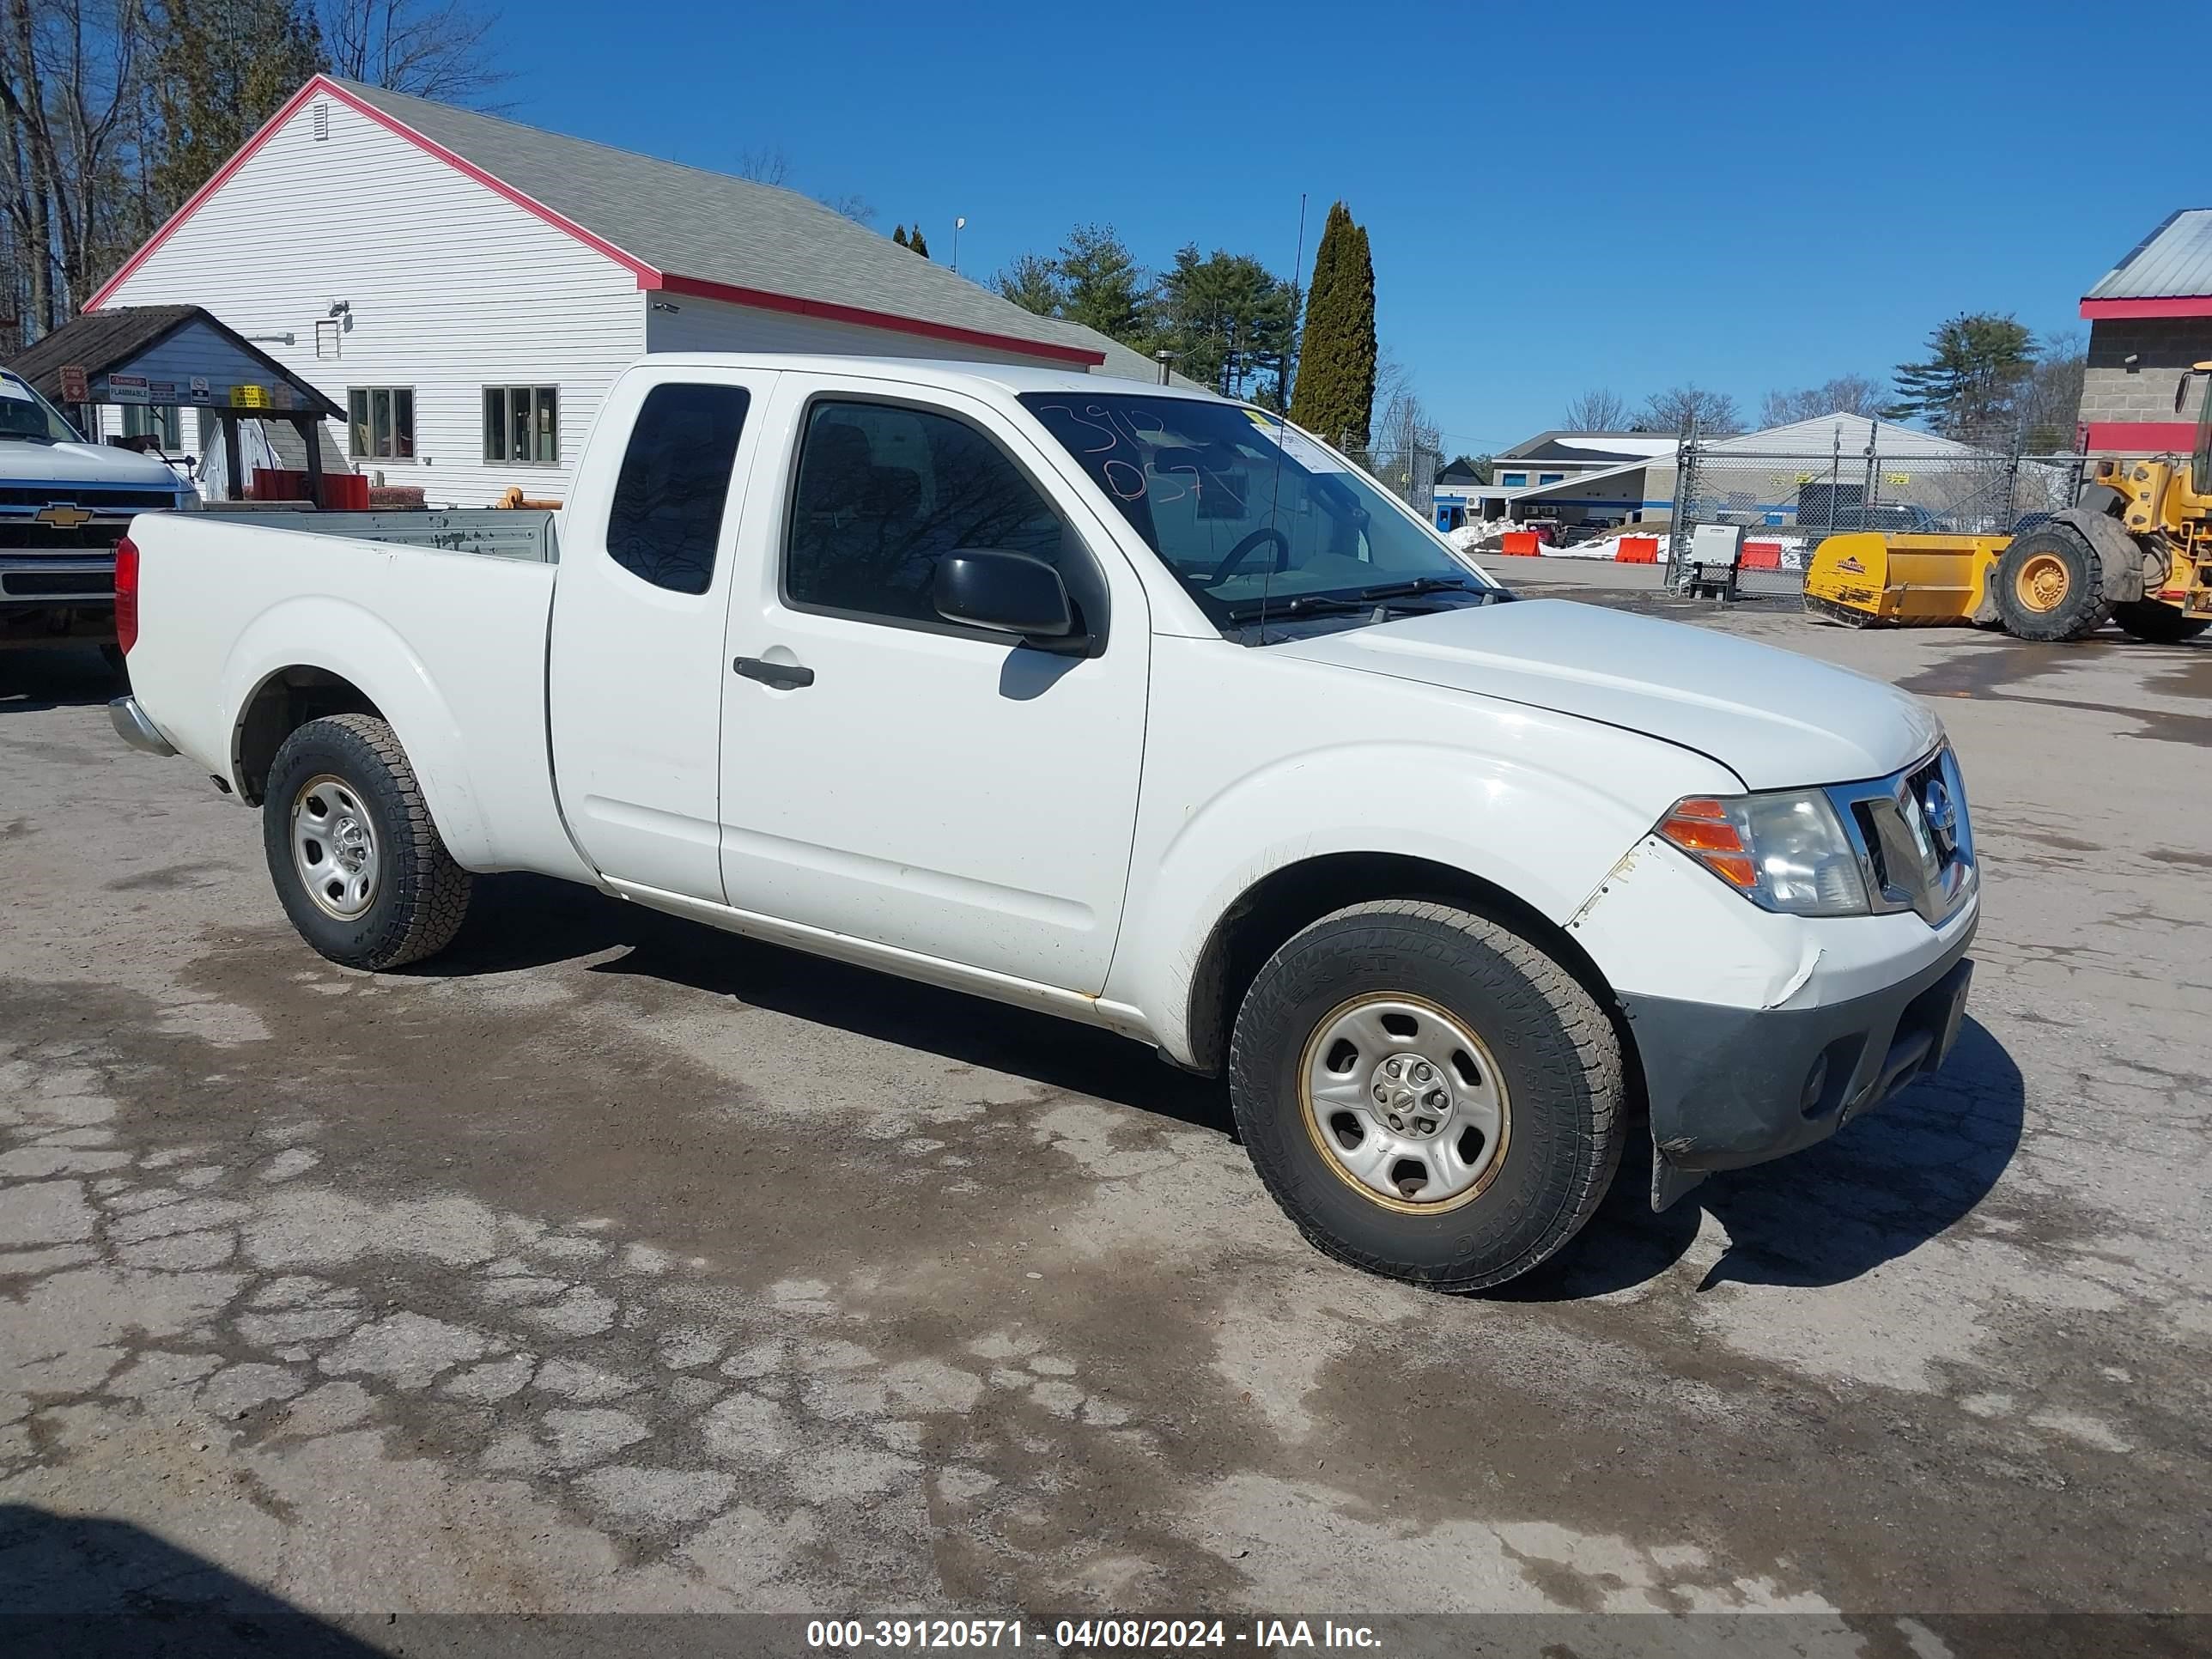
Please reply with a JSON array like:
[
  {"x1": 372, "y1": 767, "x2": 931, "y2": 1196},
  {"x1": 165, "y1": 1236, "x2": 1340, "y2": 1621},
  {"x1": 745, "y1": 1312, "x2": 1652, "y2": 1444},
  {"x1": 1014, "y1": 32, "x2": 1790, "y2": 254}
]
[{"x1": 85, "y1": 75, "x2": 1151, "y2": 507}]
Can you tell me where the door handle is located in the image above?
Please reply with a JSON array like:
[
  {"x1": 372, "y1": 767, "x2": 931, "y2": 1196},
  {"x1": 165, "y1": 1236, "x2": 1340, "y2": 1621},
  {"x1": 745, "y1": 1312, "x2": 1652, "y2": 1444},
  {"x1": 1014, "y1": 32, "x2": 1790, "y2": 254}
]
[{"x1": 732, "y1": 655, "x2": 815, "y2": 690}]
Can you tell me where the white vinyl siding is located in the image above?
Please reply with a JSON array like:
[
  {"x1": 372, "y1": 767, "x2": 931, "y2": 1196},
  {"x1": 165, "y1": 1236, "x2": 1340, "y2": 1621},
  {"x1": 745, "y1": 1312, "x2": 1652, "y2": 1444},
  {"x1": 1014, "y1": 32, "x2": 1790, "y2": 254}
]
[{"x1": 97, "y1": 93, "x2": 643, "y2": 506}]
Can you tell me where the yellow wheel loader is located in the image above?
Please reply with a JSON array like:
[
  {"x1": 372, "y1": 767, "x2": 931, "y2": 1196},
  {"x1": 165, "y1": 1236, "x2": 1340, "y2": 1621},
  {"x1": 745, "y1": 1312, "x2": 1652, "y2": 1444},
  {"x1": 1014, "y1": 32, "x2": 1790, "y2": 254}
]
[{"x1": 1805, "y1": 365, "x2": 2212, "y2": 643}]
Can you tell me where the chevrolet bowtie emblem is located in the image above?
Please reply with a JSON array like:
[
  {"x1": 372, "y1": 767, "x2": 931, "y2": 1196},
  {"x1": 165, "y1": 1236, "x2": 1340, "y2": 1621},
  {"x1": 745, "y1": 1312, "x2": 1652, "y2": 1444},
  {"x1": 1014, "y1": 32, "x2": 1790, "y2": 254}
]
[{"x1": 33, "y1": 503, "x2": 94, "y2": 530}]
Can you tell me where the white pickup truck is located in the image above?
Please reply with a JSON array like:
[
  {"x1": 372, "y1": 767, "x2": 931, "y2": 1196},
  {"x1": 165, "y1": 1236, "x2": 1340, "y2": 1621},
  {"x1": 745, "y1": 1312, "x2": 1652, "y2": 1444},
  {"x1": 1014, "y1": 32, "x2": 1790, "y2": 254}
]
[{"x1": 111, "y1": 355, "x2": 1978, "y2": 1289}]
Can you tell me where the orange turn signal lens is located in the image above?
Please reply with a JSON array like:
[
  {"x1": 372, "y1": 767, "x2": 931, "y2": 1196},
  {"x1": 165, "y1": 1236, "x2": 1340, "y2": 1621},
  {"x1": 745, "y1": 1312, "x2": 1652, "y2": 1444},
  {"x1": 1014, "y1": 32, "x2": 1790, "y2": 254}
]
[{"x1": 1657, "y1": 797, "x2": 1758, "y2": 889}]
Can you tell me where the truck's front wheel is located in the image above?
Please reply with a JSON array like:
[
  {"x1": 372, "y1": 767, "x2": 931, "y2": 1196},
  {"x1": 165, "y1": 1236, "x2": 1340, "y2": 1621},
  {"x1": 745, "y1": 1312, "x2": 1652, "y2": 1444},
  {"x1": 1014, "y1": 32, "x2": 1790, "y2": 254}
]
[
  {"x1": 262, "y1": 714, "x2": 471, "y2": 970},
  {"x1": 1228, "y1": 901, "x2": 1624, "y2": 1291}
]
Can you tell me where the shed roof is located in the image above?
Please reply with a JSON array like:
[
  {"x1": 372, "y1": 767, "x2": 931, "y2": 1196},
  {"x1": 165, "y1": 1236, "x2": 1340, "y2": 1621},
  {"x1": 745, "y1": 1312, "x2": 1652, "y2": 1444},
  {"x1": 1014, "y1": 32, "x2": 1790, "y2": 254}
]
[
  {"x1": 89, "y1": 76, "x2": 1129, "y2": 372},
  {"x1": 6, "y1": 303, "x2": 344, "y2": 418},
  {"x1": 2081, "y1": 209, "x2": 2212, "y2": 318}
]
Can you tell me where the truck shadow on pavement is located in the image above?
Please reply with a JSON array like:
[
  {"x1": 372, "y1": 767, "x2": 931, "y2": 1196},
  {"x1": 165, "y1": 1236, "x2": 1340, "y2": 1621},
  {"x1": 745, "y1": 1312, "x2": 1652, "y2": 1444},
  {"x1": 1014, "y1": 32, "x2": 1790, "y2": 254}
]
[
  {"x1": 1516, "y1": 1015, "x2": 2026, "y2": 1300},
  {"x1": 432, "y1": 872, "x2": 1237, "y2": 1137},
  {"x1": 429, "y1": 877, "x2": 2023, "y2": 1297},
  {"x1": 0, "y1": 1503, "x2": 381, "y2": 1656},
  {"x1": 0, "y1": 644, "x2": 123, "y2": 714}
]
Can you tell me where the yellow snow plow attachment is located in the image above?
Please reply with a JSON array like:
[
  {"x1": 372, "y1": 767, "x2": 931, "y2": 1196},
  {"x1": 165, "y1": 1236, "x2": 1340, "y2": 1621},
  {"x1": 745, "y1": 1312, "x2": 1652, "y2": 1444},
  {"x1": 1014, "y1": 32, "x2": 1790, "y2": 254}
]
[{"x1": 1802, "y1": 532, "x2": 2014, "y2": 628}]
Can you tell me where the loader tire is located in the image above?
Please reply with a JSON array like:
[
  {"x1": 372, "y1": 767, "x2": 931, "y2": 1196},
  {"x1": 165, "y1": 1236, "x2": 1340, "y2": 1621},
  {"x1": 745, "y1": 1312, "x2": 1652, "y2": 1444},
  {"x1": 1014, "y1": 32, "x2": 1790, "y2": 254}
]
[
  {"x1": 2112, "y1": 601, "x2": 2209, "y2": 645},
  {"x1": 1992, "y1": 523, "x2": 2109, "y2": 642},
  {"x1": 263, "y1": 714, "x2": 472, "y2": 971}
]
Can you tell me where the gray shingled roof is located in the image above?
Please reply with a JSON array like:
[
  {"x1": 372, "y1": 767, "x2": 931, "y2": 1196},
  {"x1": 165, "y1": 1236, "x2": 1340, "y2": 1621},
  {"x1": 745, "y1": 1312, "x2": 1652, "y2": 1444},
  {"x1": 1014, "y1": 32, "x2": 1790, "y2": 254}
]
[
  {"x1": 2085, "y1": 209, "x2": 2212, "y2": 301},
  {"x1": 334, "y1": 79, "x2": 1128, "y2": 368}
]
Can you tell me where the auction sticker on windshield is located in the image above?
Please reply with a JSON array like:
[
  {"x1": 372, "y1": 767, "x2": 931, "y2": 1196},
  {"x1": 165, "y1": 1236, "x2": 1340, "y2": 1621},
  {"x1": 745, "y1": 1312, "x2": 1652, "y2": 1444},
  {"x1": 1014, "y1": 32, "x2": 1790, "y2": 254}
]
[{"x1": 1243, "y1": 408, "x2": 1346, "y2": 472}]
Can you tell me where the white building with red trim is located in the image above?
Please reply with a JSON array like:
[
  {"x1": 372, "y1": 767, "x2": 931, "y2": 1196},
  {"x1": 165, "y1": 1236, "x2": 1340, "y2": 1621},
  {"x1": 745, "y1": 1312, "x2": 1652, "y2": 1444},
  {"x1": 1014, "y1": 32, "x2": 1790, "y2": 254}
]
[{"x1": 87, "y1": 76, "x2": 1150, "y2": 505}]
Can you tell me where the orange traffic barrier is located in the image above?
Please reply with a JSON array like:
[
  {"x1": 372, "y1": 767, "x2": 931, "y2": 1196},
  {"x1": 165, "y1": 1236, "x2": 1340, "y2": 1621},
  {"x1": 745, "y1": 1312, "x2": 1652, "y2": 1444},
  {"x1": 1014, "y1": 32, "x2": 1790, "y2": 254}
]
[
  {"x1": 1499, "y1": 531, "x2": 1540, "y2": 556},
  {"x1": 1616, "y1": 535, "x2": 1658, "y2": 564},
  {"x1": 1742, "y1": 540, "x2": 1783, "y2": 570}
]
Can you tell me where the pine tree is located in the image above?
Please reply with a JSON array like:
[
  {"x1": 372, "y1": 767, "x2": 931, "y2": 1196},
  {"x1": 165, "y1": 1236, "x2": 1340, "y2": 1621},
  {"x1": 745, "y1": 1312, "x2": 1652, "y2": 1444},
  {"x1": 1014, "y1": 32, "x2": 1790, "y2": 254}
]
[
  {"x1": 1287, "y1": 203, "x2": 1376, "y2": 448},
  {"x1": 908, "y1": 226, "x2": 928, "y2": 259},
  {"x1": 1888, "y1": 313, "x2": 2038, "y2": 441},
  {"x1": 893, "y1": 225, "x2": 908, "y2": 247},
  {"x1": 1055, "y1": 223, "x2": 1148, "y2": 345},
  {"x1": 152, "y1": 0, "x2": 328, "y2": 215}
]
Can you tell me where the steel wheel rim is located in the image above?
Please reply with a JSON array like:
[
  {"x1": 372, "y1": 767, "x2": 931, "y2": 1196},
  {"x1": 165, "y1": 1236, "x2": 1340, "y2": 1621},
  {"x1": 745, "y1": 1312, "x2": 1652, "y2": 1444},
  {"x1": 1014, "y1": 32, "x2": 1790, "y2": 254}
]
[
  {"x1": 1298, "y1": 993, "x2": 1510, "y2": 1215},
  {"x1": 2016, "y1": 552, "x2": 2069, "y2": 613},
  {"x1": 290, "y1": 773, "x2": 380, "y2": 921}
]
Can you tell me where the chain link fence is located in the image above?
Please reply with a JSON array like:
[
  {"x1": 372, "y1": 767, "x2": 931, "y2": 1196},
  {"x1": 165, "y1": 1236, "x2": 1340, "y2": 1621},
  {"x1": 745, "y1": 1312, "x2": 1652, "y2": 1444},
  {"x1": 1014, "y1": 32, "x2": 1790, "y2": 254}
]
[
  {"x1": 1343, "y1": 441, "x2": 1439, "y2": 520},
  {"x1": 1667, "y1": 432, "x2": 2095, "y2": 595}
]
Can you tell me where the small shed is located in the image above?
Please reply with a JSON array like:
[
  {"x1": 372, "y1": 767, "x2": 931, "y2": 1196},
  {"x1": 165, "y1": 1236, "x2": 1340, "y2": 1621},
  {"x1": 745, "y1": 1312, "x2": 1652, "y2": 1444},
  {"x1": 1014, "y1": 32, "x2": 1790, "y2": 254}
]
[{"x1": 9, "y1": 304, "x2": 346, "y2": 499}]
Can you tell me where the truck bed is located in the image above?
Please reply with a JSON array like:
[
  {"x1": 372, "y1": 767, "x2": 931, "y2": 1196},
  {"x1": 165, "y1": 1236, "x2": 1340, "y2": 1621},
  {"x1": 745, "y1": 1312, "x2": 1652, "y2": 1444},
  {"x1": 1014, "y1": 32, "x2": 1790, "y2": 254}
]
[
  {"x1": 195, "y1": 508, "x2": 559, "y2": 563},
  {"x1": 122, "y1": 507, "x2": 581, "y2": 881}
]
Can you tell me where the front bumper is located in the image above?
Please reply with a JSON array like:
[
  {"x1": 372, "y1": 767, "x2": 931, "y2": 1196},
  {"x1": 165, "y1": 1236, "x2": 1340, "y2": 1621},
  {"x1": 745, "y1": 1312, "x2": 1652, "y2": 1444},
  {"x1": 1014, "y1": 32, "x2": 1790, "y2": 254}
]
[{"x1": 1623, "y1": 917, "x2": 1977, "y2": 1208}]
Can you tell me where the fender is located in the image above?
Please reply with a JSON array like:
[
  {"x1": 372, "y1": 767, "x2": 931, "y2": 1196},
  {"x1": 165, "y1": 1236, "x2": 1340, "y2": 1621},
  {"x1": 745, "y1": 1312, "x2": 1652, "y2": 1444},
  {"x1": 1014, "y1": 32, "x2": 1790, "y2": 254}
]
[
  {"x1": 221, "y1": 594, "x2": 492, "y2": 865},
  {"x1": 1108, "y1": 733, "x2": 1729, "y2": 1066},
  {"x1": 2051, "y1": 503, "x2": 2154, "y2": 605}
]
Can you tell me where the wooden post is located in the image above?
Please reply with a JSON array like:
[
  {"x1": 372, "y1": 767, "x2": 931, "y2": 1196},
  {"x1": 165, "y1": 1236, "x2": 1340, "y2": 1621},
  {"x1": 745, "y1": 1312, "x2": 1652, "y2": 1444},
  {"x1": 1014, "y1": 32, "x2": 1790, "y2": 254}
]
[
  {"x1": 298, "y1": 415, "x2": 324, "y2": 504},
  {"x1": 221, "y1": 412, "x2": 244, "y2": 502}
]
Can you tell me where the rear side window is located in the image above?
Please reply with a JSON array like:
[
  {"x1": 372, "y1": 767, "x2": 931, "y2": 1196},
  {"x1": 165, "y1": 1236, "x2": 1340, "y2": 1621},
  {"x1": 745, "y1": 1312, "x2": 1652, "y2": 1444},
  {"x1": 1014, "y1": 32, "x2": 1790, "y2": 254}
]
[
  {"x1": 785, "y1": 398, "x2": 1069, "y2": 625},
  {"x1": 605, "y1": 383, "x2": 750, "y2": 595}
]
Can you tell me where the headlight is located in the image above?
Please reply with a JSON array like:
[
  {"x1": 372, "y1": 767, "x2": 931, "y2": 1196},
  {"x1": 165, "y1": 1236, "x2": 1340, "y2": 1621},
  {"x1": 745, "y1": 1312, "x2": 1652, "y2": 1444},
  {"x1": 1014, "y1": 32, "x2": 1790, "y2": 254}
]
[{"x1": 1656, "y1": 789, "x2": 1870, "y2": 916}]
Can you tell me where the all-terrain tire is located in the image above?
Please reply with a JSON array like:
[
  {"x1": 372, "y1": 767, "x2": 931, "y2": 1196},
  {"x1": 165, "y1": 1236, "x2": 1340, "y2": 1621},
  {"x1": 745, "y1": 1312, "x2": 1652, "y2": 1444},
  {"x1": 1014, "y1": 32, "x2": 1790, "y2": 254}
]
[
  {"x1": 1992, "y1": 522, "x2": 2110, "y2": 641},
  {"x1": 2111, "y1": 600, "x2": 2209, "y2": 644},
  {"x1": 262, "y1": 714, "x2": 471, "y2": 970},
  {"x1": 1228, "y1": 900, "x2": 1625, "y2": 1291}
]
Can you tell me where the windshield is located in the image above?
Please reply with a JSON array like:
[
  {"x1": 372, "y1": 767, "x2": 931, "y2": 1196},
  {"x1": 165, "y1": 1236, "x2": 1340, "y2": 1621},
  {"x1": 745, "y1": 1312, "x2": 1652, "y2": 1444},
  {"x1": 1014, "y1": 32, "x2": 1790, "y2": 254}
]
[
  {"x1": 0, "y1": 374, "x2": 82, "y2": 444},
  {"x1": 1020, "y1": 392, "x2": 1495, "y2": 629}
]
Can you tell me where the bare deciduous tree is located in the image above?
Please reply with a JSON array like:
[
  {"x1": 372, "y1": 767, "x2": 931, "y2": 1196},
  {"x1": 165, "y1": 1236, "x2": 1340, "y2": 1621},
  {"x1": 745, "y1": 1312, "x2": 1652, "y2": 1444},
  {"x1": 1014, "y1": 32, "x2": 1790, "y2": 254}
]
[
  {"x1": 321, "y1": 0, "x2": 506, "y2": 105},
  {"x1": 1560, "y1": 387, "x2": 1627, "y2": 430},
  {"x1": 731, "y1": 143, "x2": 789, "y2": 187},
  {"x1": 0, "y1": 0, "x2": 155, "y2": 340},
  {"x1": 1640, "y1": 383, "x2": 1743, "y2": 436},
  {"x1": 1758, "y1": 374, "x2": 1887, "y2": 428}
]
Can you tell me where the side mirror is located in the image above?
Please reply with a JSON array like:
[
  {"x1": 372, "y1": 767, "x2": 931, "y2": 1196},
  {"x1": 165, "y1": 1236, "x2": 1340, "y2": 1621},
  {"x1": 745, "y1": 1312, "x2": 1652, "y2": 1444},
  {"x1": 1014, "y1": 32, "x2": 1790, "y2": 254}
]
[{"x1": 933, "y1": 550, "x2": 1085, "y2": 648}]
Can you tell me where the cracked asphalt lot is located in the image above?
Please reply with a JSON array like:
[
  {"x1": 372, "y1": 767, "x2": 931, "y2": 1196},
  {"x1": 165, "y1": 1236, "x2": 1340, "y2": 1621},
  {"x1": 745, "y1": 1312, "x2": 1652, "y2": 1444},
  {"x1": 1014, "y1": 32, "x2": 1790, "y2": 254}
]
[{"x1": 2, "y1": 604, "x2": 2208, "y2": 1648}]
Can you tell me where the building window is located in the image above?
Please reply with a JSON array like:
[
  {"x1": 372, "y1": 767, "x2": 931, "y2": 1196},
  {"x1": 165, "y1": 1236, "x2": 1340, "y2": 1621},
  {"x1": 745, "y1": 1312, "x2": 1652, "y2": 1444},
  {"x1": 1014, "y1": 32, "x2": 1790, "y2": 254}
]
[
  {"x1": 483, "y1": 386, "x2": 560, "y2": 465},
  {"x1": 1538, "y1": 472, "x2": 1564, "y2": 484},
  {"x1": 605, "y1": 383, "x2": 750, "y2": 595},
  {"x1": 315, "y1": 319, "x2": 341, "y2": 360},
  {"x1": 1500, "y1": 471, "x2": 1527, "y2": 486},
  {"x1": 347, "y1": 387, "x2": 414, "y2": 459},
  {"x1": 121, "y1": 403, "x2": 183, "y2": 448}
]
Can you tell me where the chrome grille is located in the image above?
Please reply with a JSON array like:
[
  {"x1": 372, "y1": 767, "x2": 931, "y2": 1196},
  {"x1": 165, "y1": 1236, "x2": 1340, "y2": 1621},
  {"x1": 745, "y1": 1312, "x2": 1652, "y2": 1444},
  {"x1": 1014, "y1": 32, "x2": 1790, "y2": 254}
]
[{"x1": 1825, "y1": 746, "x2": 1975, "y2": 925}]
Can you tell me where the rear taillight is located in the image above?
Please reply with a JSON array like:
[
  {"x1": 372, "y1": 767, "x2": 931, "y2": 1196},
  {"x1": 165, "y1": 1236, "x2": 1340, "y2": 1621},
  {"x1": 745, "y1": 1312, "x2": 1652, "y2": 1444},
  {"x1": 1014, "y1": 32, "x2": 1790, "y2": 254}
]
[{"x1": 113, "y1": 535, "x2": 140, "y2": 655}]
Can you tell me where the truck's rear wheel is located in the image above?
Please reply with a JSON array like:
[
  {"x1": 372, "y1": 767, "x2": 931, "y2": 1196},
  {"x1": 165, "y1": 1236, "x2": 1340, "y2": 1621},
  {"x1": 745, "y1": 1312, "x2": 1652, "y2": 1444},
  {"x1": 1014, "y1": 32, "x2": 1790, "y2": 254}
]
[
  {"x1": 1228, "y1": 900, "x2": 1624, "y2": 1291},
  {"x1": 1993, "y1": 524, "x2": 2109, "y2": 641},
  {"x1": 262, "y1": 714, "x2": 471, "y2": 970},
  {"x1": 2111, "y1": 600, "x2": 2209, "y2": 644}
]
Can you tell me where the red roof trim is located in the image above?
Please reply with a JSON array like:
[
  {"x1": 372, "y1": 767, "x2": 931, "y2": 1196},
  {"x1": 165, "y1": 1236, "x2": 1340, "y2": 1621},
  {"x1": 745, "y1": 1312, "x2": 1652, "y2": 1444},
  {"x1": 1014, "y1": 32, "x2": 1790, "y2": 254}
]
[
  {"x1": 651, "y1": 273, "x2": 1106, "y2": 367},
  {"x1": 2080, "y1": 295, "x2": 2212, "y2": 320},
  {"x1": 90, "y1": 75, "x2": 1107, "y2": 371}
]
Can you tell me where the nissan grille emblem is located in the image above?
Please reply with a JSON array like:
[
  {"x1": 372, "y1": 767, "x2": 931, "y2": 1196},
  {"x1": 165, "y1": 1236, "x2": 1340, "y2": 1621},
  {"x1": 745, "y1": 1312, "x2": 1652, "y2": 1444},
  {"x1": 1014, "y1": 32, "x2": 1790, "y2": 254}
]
[{"x1": 1921, "y1": 775, "x2": 1957, "y2": 857}]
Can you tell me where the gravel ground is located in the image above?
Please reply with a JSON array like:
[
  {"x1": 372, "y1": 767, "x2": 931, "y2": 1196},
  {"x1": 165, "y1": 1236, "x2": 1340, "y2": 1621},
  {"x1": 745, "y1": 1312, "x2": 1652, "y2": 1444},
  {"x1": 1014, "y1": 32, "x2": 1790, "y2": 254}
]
[{"x1": 2, "y1": 594, "x2": 2207, "y2": 1653}]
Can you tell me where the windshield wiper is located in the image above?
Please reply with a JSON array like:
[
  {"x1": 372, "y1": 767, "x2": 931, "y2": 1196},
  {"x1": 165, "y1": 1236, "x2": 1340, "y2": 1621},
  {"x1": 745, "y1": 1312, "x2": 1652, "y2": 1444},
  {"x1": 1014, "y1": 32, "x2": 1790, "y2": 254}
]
[
  {"x1": 1221, "y1": 592, "x2": 1376, "y2": 623},
  {"x1": 1357, "y1": 576, "x2": 1487, "y2": 601}
]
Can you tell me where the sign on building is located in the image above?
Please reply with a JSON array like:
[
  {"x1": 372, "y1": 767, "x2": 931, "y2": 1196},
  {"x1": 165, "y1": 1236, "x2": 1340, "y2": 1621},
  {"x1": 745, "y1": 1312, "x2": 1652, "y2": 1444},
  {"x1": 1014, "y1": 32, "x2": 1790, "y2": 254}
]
[
  {"x1": 107, "y1": 372, "x2": 149, "y2": 404},
  {"x1": 58, "y1": 364, "x2": 88, "y2": 402}
]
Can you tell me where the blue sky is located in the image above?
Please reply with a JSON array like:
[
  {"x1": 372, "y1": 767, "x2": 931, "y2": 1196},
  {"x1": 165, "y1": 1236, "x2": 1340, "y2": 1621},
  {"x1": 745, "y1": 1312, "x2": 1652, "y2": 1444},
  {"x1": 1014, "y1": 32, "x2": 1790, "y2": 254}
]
[{"x1": 497, "y1": 0, "x2": 2201, "y2": 454}]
